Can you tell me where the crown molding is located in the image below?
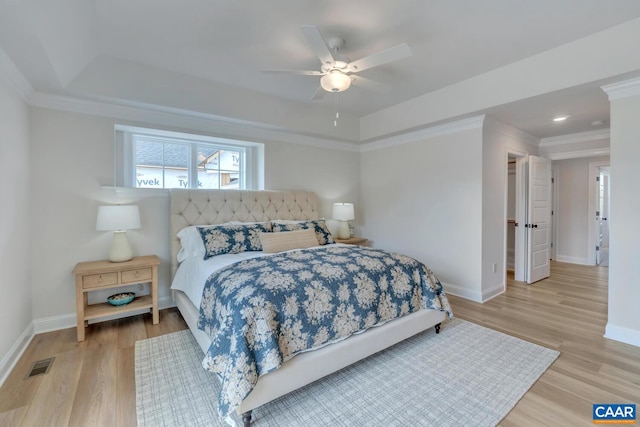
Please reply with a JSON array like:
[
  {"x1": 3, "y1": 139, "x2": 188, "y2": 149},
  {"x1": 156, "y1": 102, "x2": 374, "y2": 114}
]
[
  {"x1": 0, "y1": 47, "x2": 33, "y2": 102},
  {"x1": 359, "y1": 115, "x2": 486, "y2": 153},
  {"x1": 601, "y1": 77, "x2": 640, "y2": 100},
  {"x1": 545, "y1": 147, "x2": 610, "y2": 160},
  {"x1": 539, "y1": 128, "x2": 610, "y2": 147},
  {"x1": 28, "y1": 92, "x2": 361, "y2": 153}
]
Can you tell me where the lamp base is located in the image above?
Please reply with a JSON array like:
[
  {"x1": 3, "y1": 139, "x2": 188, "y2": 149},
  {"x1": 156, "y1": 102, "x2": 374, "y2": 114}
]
[
  {"x1": 109, "y1": 231, "x2": 133, "y2": 262},
  {"x1": 337, "y1": 221, "x2": 350, "y2": 239}
]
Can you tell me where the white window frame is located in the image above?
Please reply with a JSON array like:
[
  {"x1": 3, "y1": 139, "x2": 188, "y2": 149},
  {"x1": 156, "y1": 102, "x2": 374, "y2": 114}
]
[{"x1": 115, "y1": 125, "x2": 264, "y2": 190}]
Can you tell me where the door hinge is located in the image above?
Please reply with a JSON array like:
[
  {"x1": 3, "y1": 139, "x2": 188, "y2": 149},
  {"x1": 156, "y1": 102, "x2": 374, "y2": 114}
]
[
  {"x1": 596, "y1": 245, "x2": 600, "y2": 251},
  {"x1": 596, "y1": 176, "x2": 600, "y2": 182},
  {"x1": 551, "y1": 177, "x2": 554, "y2": 184},
  {"x1": 551, "y1": 242, "x2": 553, "y2": 248}
]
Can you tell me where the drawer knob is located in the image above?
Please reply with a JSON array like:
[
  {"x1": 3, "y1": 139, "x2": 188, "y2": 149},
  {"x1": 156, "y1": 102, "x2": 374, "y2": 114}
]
[
  {"x1": 98, "y1": 275, "x2": 103, "y2": 282},
  {"x1": 135, "y1": 271, "x2": 140, "y2": 277}
]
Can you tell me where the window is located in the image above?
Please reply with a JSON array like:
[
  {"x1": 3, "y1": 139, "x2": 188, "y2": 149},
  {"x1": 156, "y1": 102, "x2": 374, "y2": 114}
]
[
  {"x1": 132, "y1": 136, "x2": 242, "y2": 189},
  {"x1": 116, "y1": 126, "x2": 263, "y2": 190}
]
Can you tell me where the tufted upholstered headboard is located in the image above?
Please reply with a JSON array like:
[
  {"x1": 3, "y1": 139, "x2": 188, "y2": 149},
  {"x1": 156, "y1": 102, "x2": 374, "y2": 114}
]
[{"x1": 169, "y1": 189, "x2": 320, "y2": 277}]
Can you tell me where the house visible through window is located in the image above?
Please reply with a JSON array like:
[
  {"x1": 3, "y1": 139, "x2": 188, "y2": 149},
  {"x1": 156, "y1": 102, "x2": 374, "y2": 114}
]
[{"x1": 116, "y1": 125, "x2": 264, "y2": 190}]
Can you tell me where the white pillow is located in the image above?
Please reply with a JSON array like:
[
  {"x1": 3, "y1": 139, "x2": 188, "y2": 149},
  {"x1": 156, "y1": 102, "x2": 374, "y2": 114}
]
[
  {"x1": 259, "y1": 229, "x2": 319, "y2": 253},
  {"x1": 176, "y1": 223, "x2": 232, "y2": 262}
]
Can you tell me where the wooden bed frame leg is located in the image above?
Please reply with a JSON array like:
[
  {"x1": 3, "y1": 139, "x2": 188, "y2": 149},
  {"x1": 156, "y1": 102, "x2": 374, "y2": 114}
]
[
  {"x1": 435, "y1": 323, "x2": 441, "y2": 334},
  {"x1": 242, "y1": 411, "x2": 252, "y2": 427}
]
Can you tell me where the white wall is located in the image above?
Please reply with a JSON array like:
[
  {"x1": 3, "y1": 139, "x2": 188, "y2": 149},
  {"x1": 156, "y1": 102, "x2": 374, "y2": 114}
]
[
  {"x1": 359, "y1": 125, "x2": 484, "y2": 301},
  {"x1": 553, "y1": 156, "x2": 609, "y2": 265},
  {"x1": 27, "y1": 107, "x2": 360, "y2": 326},
  {"x1": 265, "y1": 140, "x2": 360, "y2": 218},
  {"x1": 606, "y1": 83, "x2": 640, "y2": 347},
  {"x1": 0, "y1": 72, "x2": 31, "y2": 381}
]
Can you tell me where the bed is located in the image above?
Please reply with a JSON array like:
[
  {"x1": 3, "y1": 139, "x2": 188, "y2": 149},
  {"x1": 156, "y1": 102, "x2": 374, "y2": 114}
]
[{"x1": 169, "y1": 189, "x2": 451, "y2": 426}]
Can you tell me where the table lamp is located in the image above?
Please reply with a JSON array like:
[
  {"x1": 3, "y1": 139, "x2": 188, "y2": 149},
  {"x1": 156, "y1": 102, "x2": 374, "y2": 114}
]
[
  {"x1": 332, "y1": 203, "x2": 354, "y2": 239},
  {"x1": 96, "y1": 205, "x2": 141, "y2": 262}
]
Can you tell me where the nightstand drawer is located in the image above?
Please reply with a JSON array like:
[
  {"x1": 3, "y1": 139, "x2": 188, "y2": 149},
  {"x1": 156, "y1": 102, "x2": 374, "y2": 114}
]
[
  {"x1": 82, "y1": 272, "x2": 118, "y2": 289},
  {"x1": 121, "y1": 267, "x2": 152, "y2": 283}
]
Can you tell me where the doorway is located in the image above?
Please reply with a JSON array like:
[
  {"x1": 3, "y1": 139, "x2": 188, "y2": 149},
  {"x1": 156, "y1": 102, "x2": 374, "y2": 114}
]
[
  {"x1": 505, "y1": 151, "x2": 526, "y2": 283},
  {"x1": 588, "y1": 161, "x2": 610, "y2": 266},
  {"x1": 506, "y1": 157, "x2": 516, "y2": 272},
  {"x1": 596, "y1": 166, "x2": 610, "y2": 266}
]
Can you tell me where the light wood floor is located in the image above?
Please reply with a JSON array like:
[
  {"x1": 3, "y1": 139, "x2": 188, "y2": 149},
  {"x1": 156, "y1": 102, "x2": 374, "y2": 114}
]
[
  {"x1": 452, "y1": 262, "x2": 640, "y2": 426},
  {"x1": 0, "y1": 309, "x2": 188, "y2": 427},
  {"x1": 1, "y1": 261, "x2": 638, "y2": 426}
]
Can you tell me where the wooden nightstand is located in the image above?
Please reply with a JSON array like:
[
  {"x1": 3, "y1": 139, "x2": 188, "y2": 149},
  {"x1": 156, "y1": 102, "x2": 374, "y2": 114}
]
[
  {"x1": 334, "y1": 237, "x2": 368, "y2": 245},
  {"x1": 72, "y1": 255, "x2": 160, "y2": 341}
]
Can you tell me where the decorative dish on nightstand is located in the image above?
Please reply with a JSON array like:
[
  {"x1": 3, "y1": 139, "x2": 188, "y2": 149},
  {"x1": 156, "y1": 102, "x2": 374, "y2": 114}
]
[{"x1": 107, "y1": 292, "x2": 135, "y2": 306}]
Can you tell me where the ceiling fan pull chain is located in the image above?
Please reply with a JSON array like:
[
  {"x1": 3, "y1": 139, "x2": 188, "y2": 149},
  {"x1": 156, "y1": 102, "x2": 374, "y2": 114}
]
[{"x1": 334, "y1": 92, "x2": 339, "y2": 127}]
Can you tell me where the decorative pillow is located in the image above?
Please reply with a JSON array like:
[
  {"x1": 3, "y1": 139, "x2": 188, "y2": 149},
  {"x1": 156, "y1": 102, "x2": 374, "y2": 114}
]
[
  {"x1": 259, "y1": 229, "x2": 320, "y2": 253},
  {"x1": 271, "y1": 219, "x2": 335, "y2": 245},
  {"x1": 197, "y1": 222, "x2": 272, "y2": 259},
  {"x1": 177, "y1": 223, "x2": 231, "y2": 262}
]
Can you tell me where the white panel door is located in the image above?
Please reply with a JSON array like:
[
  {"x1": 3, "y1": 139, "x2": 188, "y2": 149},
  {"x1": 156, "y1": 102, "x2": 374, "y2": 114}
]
[
  {"x1": 602, "y1": 171, "x2": 610, "y2": 249},
  {"x1": 527, "y1": 155, "x2": 551, "y2": 284},
  {"x1": 596, "y1": 172, "x2": 603, "y2": 265}
]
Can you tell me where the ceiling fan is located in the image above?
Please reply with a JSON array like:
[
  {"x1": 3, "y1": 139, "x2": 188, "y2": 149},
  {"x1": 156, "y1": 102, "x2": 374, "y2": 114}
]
[{"x1": 262, "y1": 25, "x2": 412, "y2": 100}]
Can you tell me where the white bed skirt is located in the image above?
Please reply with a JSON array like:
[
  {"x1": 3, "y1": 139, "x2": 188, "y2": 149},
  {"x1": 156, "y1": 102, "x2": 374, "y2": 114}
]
[{"x1": 172, "y1": 289, "x2": 446, "y2": 415}]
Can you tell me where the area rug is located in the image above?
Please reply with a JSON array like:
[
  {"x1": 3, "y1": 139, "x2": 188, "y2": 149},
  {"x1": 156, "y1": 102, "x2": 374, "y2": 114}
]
[{"x1": 135, "y1": 318, "x2": 559, "y2": 427}]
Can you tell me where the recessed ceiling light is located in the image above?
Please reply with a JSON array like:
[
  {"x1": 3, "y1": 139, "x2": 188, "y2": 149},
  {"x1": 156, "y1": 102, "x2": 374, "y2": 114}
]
[
  {"x1": 591, "y1": 120, "x2": 604, "y2": 126},
  {"x1": 553, "y1": 116, "x2": 569, "y2": 122}
]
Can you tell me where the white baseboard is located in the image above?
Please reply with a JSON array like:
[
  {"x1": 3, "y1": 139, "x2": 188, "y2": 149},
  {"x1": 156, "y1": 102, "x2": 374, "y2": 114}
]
[
  {"x1": 442, "y1": 282, "x2": 505, "y2": 304},
  {"x1": 605, "y1": 323, "x2": 640, "y2": 348},
  {"x1": 1, "y1": 295, "x2": 176, "y2": 386},
  {"x1": 33, "y1": 295, "x2": 176, "y2": 334},
  {"x1": 33, "y1": 313, "x2": 77, "y2": 334},
  {"x1": 442, "y1": 282, "x2": 484, "y2": 303},
  {"x1": 481, "y1": 284, "x2": 505, "y2": 302},
  {"x1": 555, "y1": 255, "x2": 591, "y2": 265},
  {"x1": 0, "y1": 323, "x2": 34, "y2": 387}
]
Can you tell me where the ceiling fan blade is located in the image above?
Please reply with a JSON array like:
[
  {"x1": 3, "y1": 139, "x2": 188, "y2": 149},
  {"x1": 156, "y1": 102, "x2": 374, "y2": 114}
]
[
  {"x1": 351, "y1": 75, "x2": 389, "y2": 93},
  {"x1": 346, "y1": 43, "x2": 412, "y2": 73},
  {"x1": 300, "y1": 25, "x2": 335, "y2": 66},
  {"x1": 311, "y1": 86, "x2": 326, "y2": 100},
  {"x1": 261, "y1": 69, "x2": 324, "y2": 76}
]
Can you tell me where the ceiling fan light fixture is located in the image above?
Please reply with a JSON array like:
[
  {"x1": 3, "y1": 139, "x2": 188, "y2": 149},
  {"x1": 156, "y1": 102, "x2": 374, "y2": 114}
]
[
  {"x1": 334, "y1": 60, "x2": 349, "y2": 69},
  {"x1": 321, "y1": 70, "x2": 351, "y2": 93}
]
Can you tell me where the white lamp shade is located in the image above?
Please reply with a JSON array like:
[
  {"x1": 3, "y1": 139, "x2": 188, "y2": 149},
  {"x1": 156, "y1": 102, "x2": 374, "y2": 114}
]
[
  {"x1": 332, "y1": 203, "x2": 355, "y2": 221},
  {"x1": 321, "y1": 71, "x2": 352, "y2": 93},
  {"x1": 96, "y1": 205, "x2": 141, "y2": 231}
]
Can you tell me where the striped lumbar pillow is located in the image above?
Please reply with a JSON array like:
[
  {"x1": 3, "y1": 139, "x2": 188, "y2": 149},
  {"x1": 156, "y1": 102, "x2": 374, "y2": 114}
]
[{"x1": 259, "y1": 229, "x2": 319, "y2": 253}]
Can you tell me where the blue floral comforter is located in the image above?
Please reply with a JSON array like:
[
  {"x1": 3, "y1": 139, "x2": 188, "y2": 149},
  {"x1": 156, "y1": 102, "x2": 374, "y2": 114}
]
[{"x1": 197, "y1": 244, "x2": 452, "y2": 419}]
